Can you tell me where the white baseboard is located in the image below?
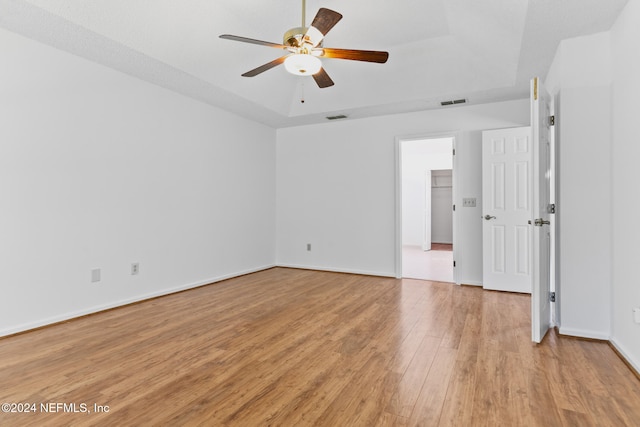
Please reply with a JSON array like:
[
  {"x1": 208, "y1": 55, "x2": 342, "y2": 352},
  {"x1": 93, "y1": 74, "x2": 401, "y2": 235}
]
[
  {"x1": 276, "y1": 263, "x2": 396, "y2": 278},
  {"x1": 609, "y1": 337, "x2": 640, "y2": 376},
  {"x1": 0, "y1": 264, "x2": 276, "y2": 338},
  {"x1": 558, "y1": 326, "x2": 611, "y2": 341}
]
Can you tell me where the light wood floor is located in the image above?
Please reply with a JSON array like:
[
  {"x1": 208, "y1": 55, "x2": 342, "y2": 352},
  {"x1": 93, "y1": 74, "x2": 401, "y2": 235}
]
[
  {"x1": 430, "y1": 243, "x2": 452, "y2": 251},
  {"x1": 1, "y1": 268, "x2": 639, "y2": 426}
]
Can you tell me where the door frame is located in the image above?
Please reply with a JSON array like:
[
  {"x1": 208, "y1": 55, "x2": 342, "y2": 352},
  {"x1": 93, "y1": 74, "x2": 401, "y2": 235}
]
[{"x1": 395, "y1": 132, "x2": 460, "y2": 283}]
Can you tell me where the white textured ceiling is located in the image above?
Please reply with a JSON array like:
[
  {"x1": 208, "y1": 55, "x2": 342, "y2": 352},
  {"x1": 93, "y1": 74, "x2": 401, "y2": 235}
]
[{"x1": 0, "y1": 0, "x2": 630, "y2": 127}]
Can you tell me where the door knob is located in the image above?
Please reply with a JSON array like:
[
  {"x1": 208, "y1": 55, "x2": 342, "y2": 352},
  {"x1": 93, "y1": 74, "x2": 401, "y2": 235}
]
[
  {"x1": 484, "y1": 215, "x2": 496, "y2": 220},
  {"x1": 534, "y1": 218, "x2": 550, "y2": 226}
]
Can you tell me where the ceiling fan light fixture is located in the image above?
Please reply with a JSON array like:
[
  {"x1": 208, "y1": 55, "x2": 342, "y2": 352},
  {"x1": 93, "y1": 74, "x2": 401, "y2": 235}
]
[{"x1": 284, "y1": 54, "x2": 322, "y2": 76}]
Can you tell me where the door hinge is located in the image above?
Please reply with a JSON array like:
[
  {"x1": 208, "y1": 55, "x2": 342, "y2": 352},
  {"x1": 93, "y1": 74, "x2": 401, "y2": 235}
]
[
  {"x1": 453, "y1": 261, "x2": 456, "y2": 267},
  {"x1": 550, "y1": 292, "x2": 556, "y2": 303},
  {"x1": 549, "y1": 115, "x2": 555, "y2": 126},
  {"x1": 453, "y1": 148, "x2": 456, "y2": 156},
  {"x1": 453, "y1": 204, "x2": 456, "y2": 211},
  {"x1": 547, "y1": 203, "x2": 556, "y2": 214}
]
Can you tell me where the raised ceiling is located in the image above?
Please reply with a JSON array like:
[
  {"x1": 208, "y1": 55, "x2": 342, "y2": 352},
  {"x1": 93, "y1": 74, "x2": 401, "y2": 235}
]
[{"x1": 0, "y1": 0, "x2": 630, "y2": 127}]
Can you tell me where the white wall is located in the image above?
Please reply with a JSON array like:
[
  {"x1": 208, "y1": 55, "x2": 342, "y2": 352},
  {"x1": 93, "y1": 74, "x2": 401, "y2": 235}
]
[
  {"x1": 276, "y1": 101, "x2": 530, "y2": 281},
  {"x1": 400, "y1": 138, "x2": 452, "y2": 247},
  {"x1": 0, "y1": 28, "x2": 276, "y2": 336},
  {"x1": 610, "y1": 0, "x2": 640, "y2": 373},
  {"x1": 545, "y1": 32, "x2": 613, "y2": 340},
  {"x1": 454, "y1": 130, "x2": 486, "y2": 285}
]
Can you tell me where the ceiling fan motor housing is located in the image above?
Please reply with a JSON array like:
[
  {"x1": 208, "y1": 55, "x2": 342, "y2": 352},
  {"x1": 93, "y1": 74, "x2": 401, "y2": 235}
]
[
  {"x1": 284, "y1": 27, "x2": 322, "y2": 48},
  {"x1": 284, "y1": 27, "x2": 306, "y2": 47}
]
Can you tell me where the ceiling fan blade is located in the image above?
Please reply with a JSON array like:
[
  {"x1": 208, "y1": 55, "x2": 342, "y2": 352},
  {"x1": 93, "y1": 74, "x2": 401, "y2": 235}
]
[
  {"x1": 242, "y1": 55, "x2": 290, "y2": 77},
  {"x1": 304, "y1": 8, "x2": 343, "y2": 47},
  {"x1": 312, "y1": 67, "x2": 335, "y2": 88},
  {"x1": 220, "y1": 34, "x2": 288, "y2": 49},
  {"x1": 311, "y1": 8, "x2": 343, "y2": 36},
  {"x1": 320, "y1": 48, "x2": 389, "y2": 63}
]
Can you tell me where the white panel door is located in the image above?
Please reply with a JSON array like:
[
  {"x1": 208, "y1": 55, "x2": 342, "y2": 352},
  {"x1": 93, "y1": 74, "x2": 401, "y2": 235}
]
[
  {"x1": 482, "y1": 127, "x2": 532, "y2": 293},
  {"x1": 531, "y1": 77, "x2": 552, "y2": 343}
]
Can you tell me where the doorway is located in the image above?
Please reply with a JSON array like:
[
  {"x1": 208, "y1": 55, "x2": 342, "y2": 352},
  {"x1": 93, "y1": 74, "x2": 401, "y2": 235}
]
[{"x1": 397, "y1": 136, "x2": 455, "y2": 282}]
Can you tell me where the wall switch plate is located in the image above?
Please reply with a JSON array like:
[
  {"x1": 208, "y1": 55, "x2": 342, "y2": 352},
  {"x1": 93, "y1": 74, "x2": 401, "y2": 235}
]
[
  {"x1": 463, "y1": 198, "x2": 477, "y2": 207},
  {"x1": 131, "y1": 263, "x2": 139, "y2": 275},
  {"x1": 91, "y1": 268, "x2": 101, "y2": 283},
  {"x1": 307, "y1": 243, "x2": 311, "y2": 251}
]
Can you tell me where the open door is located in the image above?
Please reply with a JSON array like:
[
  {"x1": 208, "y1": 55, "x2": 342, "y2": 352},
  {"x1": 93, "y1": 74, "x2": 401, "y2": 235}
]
[
  {"x1": 482, "y1": 127, "x2": 532, "y2": 293},
  {"x1": 531, "y1": 77, "x2": 552, "y2": 343}
]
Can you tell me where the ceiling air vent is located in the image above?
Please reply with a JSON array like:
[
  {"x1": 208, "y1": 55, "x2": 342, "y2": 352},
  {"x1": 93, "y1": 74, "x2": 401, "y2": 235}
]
[
  {"x1": 326, "y1": 114, "x2": 348, "y2": 120},
  {"x1": 440, "y1": 98, "x2": 467, "y2": 106}
]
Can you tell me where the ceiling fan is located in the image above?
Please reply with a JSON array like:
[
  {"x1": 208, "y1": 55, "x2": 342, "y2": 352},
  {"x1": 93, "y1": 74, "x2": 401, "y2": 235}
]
[{"x1": 219, "y1": 0, "x2": 389, "y2": 88}]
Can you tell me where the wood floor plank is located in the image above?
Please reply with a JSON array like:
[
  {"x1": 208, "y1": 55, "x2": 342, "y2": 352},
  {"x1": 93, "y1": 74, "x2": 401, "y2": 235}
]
[
  {"x1": 1, "y1": 267, "x2": 640, "y2": 426},
  {"x1": 386, "y1": 335, "x2": 441, "y2": 418},
  {"x1": 470, "y1": 349, "x2": 531, "y2": 426},
  {"x1": 435, "y1": 306, "x2": 483, "y2": 426},
  {"x1": 407, "y1": 346, "x2": 458, "y2": 426},
  {"x1": 314, "y1": 351, "x2": 398, "y2": 427},
  {"x1": 527, "y1": 368, "x2": 566, "y2": 426}
]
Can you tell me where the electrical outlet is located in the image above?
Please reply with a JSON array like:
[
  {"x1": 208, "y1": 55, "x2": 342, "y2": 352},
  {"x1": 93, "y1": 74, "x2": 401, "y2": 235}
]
[
  {"x1": 91, "y1": 268, "x2": 101, "y2": 283},
  {"x1": 307, "y1": 243, "x2": 311, "y2": 251},
  {"x1": 131, "y1": 263, "x2": 139, "y2": 275},
  {"x1": 463, "y1": 198, "x2": 477, "y2": 207}
]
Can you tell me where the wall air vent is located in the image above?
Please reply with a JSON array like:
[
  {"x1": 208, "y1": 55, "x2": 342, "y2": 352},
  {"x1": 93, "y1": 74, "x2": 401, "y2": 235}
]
[
  {"x1": 326, "y1": 114, "x2": 348, "y2": 120},
  {"x1": 440, "y1": 99, "x2": 467, "y2": 106}
]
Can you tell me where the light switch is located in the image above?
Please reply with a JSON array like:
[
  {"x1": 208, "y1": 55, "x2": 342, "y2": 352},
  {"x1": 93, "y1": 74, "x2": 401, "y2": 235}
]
[{"x1": 463, "y1": 198, "x2": 477, "y2": 207}]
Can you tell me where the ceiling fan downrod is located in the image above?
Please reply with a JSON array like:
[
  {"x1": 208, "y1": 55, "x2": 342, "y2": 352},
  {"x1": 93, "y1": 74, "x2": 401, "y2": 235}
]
[{"x1": 302, "y1": 0, "x2": 306, "y2": 27}]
